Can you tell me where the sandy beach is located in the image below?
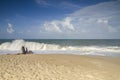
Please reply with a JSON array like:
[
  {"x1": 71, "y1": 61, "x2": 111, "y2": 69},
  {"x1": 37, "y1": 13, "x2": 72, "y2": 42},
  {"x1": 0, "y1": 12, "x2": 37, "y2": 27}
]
[{"x1": 0, "y1": 54, "x2": 120, "y2": 80}]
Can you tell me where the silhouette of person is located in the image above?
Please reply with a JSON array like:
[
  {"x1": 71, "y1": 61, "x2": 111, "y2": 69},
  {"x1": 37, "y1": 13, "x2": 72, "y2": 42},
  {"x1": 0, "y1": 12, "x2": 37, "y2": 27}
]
[
  {"x1": 22, "y1": 46, "x2": 26, "y2": 54},
  {"x1": 26, "y1": 48, "x2": 28, "y2": 53}
]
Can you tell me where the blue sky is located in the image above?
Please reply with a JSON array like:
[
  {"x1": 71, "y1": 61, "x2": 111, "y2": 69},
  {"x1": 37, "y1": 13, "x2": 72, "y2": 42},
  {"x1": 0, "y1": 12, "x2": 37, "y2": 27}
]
[{"x1": 0, "y1": 0, "x2": 120, "y2": 39}]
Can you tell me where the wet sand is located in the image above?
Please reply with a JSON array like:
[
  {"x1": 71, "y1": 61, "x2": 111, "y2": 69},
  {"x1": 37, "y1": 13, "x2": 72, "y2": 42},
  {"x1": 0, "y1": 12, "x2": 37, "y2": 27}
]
[{"x1": 0, "y1": 54, "x2": 120, "y2": 80}]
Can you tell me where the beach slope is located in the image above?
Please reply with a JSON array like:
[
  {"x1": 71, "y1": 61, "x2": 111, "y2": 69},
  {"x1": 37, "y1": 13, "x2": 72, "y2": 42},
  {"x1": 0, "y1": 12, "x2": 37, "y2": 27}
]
[{"x1": 0, "y1": 54, "x2": 120, "y2": 80}]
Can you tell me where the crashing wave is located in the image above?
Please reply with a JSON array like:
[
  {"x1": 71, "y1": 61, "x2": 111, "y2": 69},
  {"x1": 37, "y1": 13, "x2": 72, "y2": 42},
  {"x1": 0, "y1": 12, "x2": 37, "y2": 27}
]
[{"x1": 0, "y1": 39, "x2": 120, "y2": 56}]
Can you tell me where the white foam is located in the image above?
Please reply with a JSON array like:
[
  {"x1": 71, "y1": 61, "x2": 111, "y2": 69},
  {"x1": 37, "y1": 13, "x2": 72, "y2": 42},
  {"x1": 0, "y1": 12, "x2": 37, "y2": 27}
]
[{"x1": 0, "y1": 39, "x2": 120, "y2": 56}]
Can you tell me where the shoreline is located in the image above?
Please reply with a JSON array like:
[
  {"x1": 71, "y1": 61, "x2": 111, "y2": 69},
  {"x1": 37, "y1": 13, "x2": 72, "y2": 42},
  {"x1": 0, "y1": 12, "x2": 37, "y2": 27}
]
[
  {"x1": 0, "y1": 54, "x2": 120, "y2": 80},
  {"x1": 1, "y1": 53, "x2": 120, "y2": 57}
]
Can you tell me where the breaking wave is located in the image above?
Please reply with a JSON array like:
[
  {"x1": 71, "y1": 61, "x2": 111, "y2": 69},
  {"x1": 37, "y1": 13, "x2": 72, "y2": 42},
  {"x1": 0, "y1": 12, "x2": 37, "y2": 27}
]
[{"x1": 0, "y1": 39, "x2": 120, "y2": 56}]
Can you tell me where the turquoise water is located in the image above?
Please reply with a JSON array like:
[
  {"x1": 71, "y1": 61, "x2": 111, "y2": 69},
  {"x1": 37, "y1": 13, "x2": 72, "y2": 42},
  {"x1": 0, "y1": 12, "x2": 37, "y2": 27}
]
[{"x1": 0, "y1": 39, "x2": 120, "y2": 56}]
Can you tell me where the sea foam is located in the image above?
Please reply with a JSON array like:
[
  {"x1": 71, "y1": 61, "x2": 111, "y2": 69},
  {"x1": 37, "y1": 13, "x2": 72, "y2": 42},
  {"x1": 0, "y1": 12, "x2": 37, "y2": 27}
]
[{"x1": 0, "y1": 39, "x2": 120, "y2": 56}]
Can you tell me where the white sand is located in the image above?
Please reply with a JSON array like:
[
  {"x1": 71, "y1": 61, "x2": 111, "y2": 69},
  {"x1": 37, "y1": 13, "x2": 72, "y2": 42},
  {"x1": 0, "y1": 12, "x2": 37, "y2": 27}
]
[{"x1": 0, "y1": 54, "x2": 120, "y2": 80}]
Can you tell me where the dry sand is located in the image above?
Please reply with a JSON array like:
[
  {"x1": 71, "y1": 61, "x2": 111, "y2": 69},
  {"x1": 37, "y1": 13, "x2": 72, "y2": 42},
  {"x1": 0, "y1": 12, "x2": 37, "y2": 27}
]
[{"x1": 0, "y1": 54, "x2": 120, "y2": 80}]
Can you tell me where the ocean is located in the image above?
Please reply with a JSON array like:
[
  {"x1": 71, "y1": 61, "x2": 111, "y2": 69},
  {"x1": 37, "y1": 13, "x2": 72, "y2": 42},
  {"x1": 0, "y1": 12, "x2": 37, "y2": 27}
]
[{"x1": 0, "y1": 39, "x2": 120, "y2": 56}]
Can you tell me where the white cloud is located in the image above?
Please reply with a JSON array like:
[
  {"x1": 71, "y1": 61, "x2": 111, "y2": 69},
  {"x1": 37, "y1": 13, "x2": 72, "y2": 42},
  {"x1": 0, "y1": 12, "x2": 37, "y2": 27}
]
[
  {"x1": 44, "y1": 21, "x2": 62, "y2": 33},
  {"x1": 69, "y1": 0, "x2": 120, "y2": 34},
  {"x1": 35, "y1": 0, "x2": 50, "y2": 6},
  {"x1": 7, "y1": 23, "x2": 14, "y2": 34},
  {"x1": 43, "y1": 17, "x2": 75, "y2": 33},
  {"x1": 97, "y1": 19, "x2": 108, "y2": 24},
  {"x1": 70, "y1": 1, "x2": 120, "y2": 18},
  {"x1": 108, "y1": 26, "x2": 117, "y2": 33},
  {"x1": 61, "y1": 17, "x2": 75, "y2": 31},
  {"x1": 35, "y1": 0, "x2": 81, "y2": 10},
  {"x1": 59, "y1": 1, "x2": 80, "y2": 9},
  {"x1": 41, "y1": 0, "x2": 120, "y2": 39}
]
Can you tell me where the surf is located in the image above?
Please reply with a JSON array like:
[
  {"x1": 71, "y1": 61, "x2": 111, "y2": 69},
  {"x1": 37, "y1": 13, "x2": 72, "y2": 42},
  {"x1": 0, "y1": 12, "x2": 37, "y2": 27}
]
[{"x1": 0, "y1": 39, "x2": 120, "y2": 56}]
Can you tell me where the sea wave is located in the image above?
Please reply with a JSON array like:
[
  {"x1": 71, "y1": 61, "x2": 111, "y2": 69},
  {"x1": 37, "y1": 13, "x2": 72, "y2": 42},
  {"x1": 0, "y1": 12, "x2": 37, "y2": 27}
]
[{"x1": 0, "y1": 39, "x2": 120, "y2": 56}]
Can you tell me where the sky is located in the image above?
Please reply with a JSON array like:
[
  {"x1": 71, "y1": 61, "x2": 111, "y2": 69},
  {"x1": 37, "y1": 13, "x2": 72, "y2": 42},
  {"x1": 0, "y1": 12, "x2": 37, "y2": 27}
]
[{"x1": 0, "y1": 0, "x2": 120, "y2": 39}]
